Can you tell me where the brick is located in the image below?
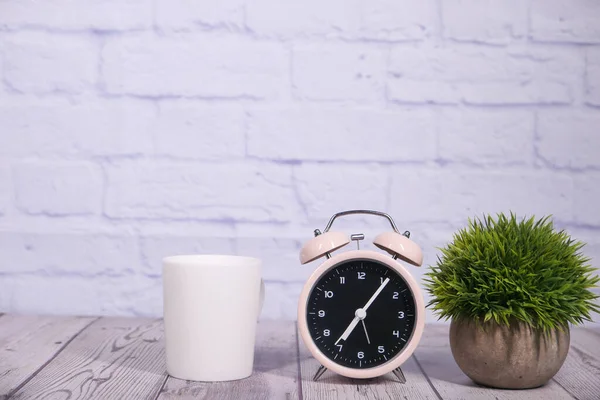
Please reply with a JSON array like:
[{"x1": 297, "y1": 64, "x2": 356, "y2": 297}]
[
  {"x1": 246, "y1": 0, "x2": 435, "y2": 41},
  {"x1": 0, "y1": 275, "x2": 141, "y2": 316},
  {"x1": 360, "y1": 0, "x2": 437, "y2": 41},
  {"x1": 246, "y1": 0, "x2": 361, "y2": 38},
  {"x1": 105, "y1": 161, "x2": 299, "y2": 222},
  {"x1": 0, "y1": 232, "x2": 138, "y2": 275},
  {"x1": 586, "y1": 48, "x2": 600, "y2": 106},
  {"x1": 388, "y1": 45, "x2": 578, "y2": 105},
  {"x1": 102, "y1": 34, "x2": 288, "y2": 99},
  {"x1": 442, "y1": 0, "x2": 527, "y2": 44},
  {"x1": 154, "y1": 103, "x2": 245, "y2": 160},
  {"x1": 293, "y1": 44, "x2": 386, "y2": 102},
  {"x1": 389, "y1": 168, "x2": 573, "y2": 224},
  {"x1": 0, "y1": 0, "x2": 152, "y2": 30},
  {"x1": 537, "y1": 111, "x2": 600, "y2": 169},
  {"x1": 0, "y1": 99, "x2": 154, "y2": 158},
  {"x1": 247, "y1": 106, "x2": 436, "y2": 161},
  {"x1": 235, "y1": 237, "x2": 308, "y2": 282},
  {"x1": 141, "y1": 235, "x2": 235, "y2": 276},
  {"x1": 294, "y1": 164, "x2": 388, "y2": 223},
  {"x1": 439, "y1": 110, "x2": 534, "y2": 165},
  {"x1": 531, "y1": 0, "x2": 600, "y2": 43},
  {"x1": 3, "y1": 32, "x2": 97, "y2": 94},
  {"x1": 13, "y1": 162, "x2": 103, "y2": 216},
  {"x1": 574, "y1": 173, "x2": 600, "y2": 226},
  {"x1": 155, "y1": 0, "x2": 244, "y2": 29},
  {"x1": 0, "y1": 162, "x2": 9, "y2": 215},
  {"x1": 459, "y1": 81, "x2": 572, "y2": 105}
]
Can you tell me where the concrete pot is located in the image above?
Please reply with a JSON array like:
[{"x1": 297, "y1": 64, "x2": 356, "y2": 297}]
[{"x1": 449, "y1": 318, "x2": 570, "y2": 389}]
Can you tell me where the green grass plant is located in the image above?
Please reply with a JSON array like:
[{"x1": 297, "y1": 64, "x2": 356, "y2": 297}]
[{"x1": 425, "y1": 213, "x2": 600, "y2": 332}]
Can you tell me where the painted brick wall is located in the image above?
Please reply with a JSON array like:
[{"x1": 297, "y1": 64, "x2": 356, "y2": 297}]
[{"x1": 0, "y1": 0, "x2": 599, "y2": 324}]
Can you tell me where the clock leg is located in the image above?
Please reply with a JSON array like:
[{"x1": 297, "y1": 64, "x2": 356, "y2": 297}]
[
  {"x1": 392, "y1": 367, "x2": 406, "y2": 384},
  {"x1": 313, "y1": 365, "x2": 328, "y2": 381}
]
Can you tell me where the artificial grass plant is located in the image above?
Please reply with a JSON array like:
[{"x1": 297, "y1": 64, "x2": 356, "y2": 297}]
[{"x1": 425, "y1": 213, "x2": 600, "y2": 332}]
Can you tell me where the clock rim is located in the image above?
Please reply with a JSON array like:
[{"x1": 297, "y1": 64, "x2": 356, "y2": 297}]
[{"x1": 297, "y1": 249, "x2": 425, "y2": 379}]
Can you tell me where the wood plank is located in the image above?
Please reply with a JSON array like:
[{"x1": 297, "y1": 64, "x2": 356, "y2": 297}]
[
  {"x1": 553, "y1": 327, "x2": 600, "y2": 400},
  {"x1": 10, "y1": 317, "x2": 167, "y2": 400},
  {"x1": 415, "y1": 325, "x2": 574, "y2": 400},
  {"x1": 297, "y1": 327, "x2": 440, "y2": 399},
  {"x1": 158, "y1": 320, "x2": 299, "y2": 400},
  {"x1": 0, "y1": 315, "x2": 96, "y2": 398},
  {"x1": 571, "y1": 328, "x2": 600, "y2": 359}
]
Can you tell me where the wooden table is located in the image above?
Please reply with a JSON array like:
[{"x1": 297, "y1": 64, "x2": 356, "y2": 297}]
[{"x1": 0, "y1": 314, "x2": 598, "y2": 400}]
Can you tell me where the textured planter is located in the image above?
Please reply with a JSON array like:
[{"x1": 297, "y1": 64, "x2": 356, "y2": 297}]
[{"x1": 449, "y1": 318, "x2": 570, "y2": 389}]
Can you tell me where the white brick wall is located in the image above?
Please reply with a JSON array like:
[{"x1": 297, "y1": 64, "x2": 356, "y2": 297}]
[{"x1": 0, "y1": 0, "x2": 598, "y2": 324}]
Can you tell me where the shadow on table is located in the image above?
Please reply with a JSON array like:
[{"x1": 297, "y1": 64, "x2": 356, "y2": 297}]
[
  {"x1": 316, "y1": 373, "x2": 401, "y2": 386},
  {"x1": 253, "y1": 344, "x2": 305, "y2": 378}
]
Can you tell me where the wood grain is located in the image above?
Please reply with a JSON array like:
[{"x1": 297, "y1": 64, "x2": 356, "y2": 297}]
[
  {"x1": 0, "y1": 314, "x2": 96, "y2": 398},
  {"x1": 2, "y1": 316, "x2": 600, "y2": 400},
  {"x1": 553, "y1": 327, "x2": 600, "y2": 400},
  {"x1": 415, "y1": 325, "x2": 574, "y2": 400},
  {"x1": 297, "y1": 327, "x2": 440, "y2": 399},
  {"x1": 10, "y1": 317, "x2": 167, "y2": 400},
  {"x1": 157, "y1": 320, "x2": 299, "y2": 400}
]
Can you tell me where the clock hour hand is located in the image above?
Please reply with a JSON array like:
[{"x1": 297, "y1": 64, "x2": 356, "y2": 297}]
[
  {"x1": 335, "y1": 308, "x2": 367, "y2": 344},
  {"x1": 361, "y1": 319, "x2": 371, "y2": 344},
  {"x1": 334, "y1": 315, "x2": 360, "y2": 345}
]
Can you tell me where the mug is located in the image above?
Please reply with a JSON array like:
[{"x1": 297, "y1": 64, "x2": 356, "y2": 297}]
[{"x1": 162, "y1": 254, "x2": 264, "y2": 381}]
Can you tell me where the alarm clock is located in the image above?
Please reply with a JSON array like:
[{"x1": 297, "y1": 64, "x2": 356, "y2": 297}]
[{"x1": 297, "y1": 210, "x2": 425, "y2": 382}]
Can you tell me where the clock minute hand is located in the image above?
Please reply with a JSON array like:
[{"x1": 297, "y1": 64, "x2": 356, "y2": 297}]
[{"x1": 362, "y1": 277, "x2": 390, "y2": 312}]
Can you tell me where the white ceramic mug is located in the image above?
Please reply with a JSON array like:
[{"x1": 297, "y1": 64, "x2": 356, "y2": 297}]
[{"x1": 162, "y1": 255, "x2": 264, "y2": 382}]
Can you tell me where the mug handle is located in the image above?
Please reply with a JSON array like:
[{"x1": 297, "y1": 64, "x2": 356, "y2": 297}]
[{"x1": 257, "y1": 279, "x2": 265, "y2": 320}]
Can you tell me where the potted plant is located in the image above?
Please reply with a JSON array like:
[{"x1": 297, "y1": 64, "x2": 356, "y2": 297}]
[{"x1": 425, "y1": 213, "x2": 599, "y2": 389}]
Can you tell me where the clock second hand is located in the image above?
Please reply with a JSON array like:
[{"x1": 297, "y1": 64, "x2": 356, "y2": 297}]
[{"x1": 334, "y1": 277, "x2": 390, "y2": 345}]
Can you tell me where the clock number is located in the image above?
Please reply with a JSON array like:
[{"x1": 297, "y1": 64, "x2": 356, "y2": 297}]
[
  {"x1": 393, "y1": 292, "x2": 399, "y2": 299},
  {"x1": 398, "y1": 311, "x2": 405, "y2": 319},
  {"x1": 325, "y1": 290, "x2": 334, "y2": 298},
  {"x1": 357, "y1": 272, "x2": 366, "y2": 280},
  {"x1": 378, "y1": 346, "x2": 385, "y2": 354},
  {"x1": 337, "y1": 344, "x2": 343, "y2": 352},
  {"x1": 340, "y1": 276, "x2": 345, "y2": 284},
  {"x1": 324, "y1": 329, "x2": 331, "y2": 337},
  {"x1": 318, "y1": 310, "x2": 325, "y2": 317},
  {"x1": 393, "y1": 330, "x2": 400, "y2": 338},
  {"x1": 357, "y1": 351, "x2": 364, "y2": 359},
  {"x1": 380, "y1": 277, "x2": 386, "y2": 284}
]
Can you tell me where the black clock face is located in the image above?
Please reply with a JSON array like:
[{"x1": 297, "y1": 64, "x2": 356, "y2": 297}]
[{"x1": 306, "y1": 258, "x2": 417, "y2": 369}]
